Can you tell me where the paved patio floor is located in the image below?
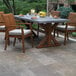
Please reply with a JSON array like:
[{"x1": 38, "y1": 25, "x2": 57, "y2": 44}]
[{"x1": 0, "y1": 32, "x2": 76, "y2": 76}]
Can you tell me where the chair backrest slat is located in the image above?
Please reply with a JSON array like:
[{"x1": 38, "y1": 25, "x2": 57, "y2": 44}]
[
  {"x1": 68, "y1": 12, "x2": 76, "y2": 26},
  {"x1": 51, "y1": 11, "x2": 60, "y2": 17},
  {"x1": 3, "y1": 13, "x2": 17, "y2": 31},
  {"x1": 0, "y1": 12, "x2": 4, "y2": 25},
  {"x1": 3, "y1": 13, "x2": 16, "y2": 26}
]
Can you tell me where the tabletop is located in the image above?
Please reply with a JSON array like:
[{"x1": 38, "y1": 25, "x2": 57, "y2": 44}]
[{"x1": 15, "y1": 15, "x2": 69, "y2": 24}]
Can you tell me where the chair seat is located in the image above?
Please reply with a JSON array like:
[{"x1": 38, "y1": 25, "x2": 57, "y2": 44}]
[
  {"x1": 0, "y1": 25, "x2": 5, "y2": 30},
  {"x1": 9, "y1": 29, "x2": 31, "y2": 35},
  {"x1": 56, "y1": 25, "x2": 76, "y2": 30},
  {"x1": 39, "y1": 27, "x2": 44, "y2": 31}
]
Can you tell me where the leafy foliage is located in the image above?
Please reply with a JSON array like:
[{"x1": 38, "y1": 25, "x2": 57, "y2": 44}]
[
  {"x1": 15, "y1": 1, "x2": 46, "y2": 14},
  {"x1": 0, "y1": 0, "x2": 46, "y2": 14},
  {"x1": 57, "y1": 6, "x2": 73, "y2": 18}
]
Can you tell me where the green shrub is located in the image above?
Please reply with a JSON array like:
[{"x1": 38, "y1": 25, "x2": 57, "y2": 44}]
[
  {"x1": 15, "y1": 1, "x2": 46, "y2": 14},
  {"x1": 57, "y1": 6, "x2": 73, "y2": 18},
  {"x1": 0, "y1": 0, "x2": 46, "y2": 15}
]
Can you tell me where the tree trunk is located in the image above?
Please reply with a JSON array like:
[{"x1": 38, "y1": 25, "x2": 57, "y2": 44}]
[
  {"x1": 3, "y1": 0, "x2": 16, "y2": 14},
  {"x1": 12, "y1": 0, "x2": 16, "y2": 14}
]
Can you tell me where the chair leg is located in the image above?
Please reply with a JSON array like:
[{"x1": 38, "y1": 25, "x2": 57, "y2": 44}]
[
  {"x1": 5, "y1": 36, "x2": 10, "y2": 45},
  {"x1": 53, "y1": 30, "x2": 56, "y2": 37},
  {"x1": 22, "y1": 37, "x2": 25, "y2": 53},
  {"x1": 64, "y1": 32, "x2": 67, "y2": 45},
  {"x1": 4, "y1": 36, "x2": 6, "y2": 40},
  {"x1": 37, "y1": 24, "x2": 39, "y2": 37},
  {"x1": 54, "y1": 30, "x2": 59, "y2": 37},
  {"x1": 4, "y1": 37, "x2": 9, "y2": 50},
  {"x1": 31, "y1": 35, "x2": 34, "y2": 47},
  {"x1": 67, "y1": 33, "x2": 69, "y2": 40},
  {"x1": 13, "y1": 38, "x2": 16, "y2": 46},
  {"x1": 57, "y1": 31, "x2": 59, "y2": 37}
]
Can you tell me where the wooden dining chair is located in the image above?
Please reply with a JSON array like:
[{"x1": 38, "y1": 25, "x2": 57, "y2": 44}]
[
  {"x1": 51, "y1": 10, "x2": 60, "y2": 17},
  {"x1": 0, "y1": 12, "x2": 5, "y2": 32},
  {"x1": 3, "y1": 13, "x2": 33, "y2": 53},
  {"x1": 54, "y1": 12, "x2": 76, "y2": 45}
]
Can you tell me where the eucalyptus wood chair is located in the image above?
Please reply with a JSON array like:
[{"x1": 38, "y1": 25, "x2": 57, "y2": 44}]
[
  {"x1": 51, "y1": 10, "x2": 60, "y2": 17},
  {"x1": 3, "y1": 13, "x2": 33, "y2": 53},
  {"x1": 54, "y1": 12, "x2": 76, "y2": 45}
]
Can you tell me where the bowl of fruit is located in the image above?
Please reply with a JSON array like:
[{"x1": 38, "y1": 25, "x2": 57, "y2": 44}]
[{"x1": 38, "y1": 11, "x2": 46, "y2": 17}]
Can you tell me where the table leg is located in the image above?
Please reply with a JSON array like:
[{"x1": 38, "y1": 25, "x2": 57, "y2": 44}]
[
  {"x1": 50, "y1": 35, "x2": 61, "y2": 46},
  {"x1": 37, "y1": 23, "x2": 60, "y2": 48},
  {"x1": 37, "y1": 36, "x2": 53, "y2": 48}
]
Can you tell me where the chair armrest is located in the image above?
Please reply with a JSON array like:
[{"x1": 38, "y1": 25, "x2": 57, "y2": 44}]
[
  {"x1": 17, "y1": 23, "x2": 33, "y2": 32},
  {"x1": 15, "y1": 19, "x2": 21, "y2": 22},
  {"x1": 67, "y1": 22, "x2": 76, "y2": 26},
  {"x1": 15, "y1": 20, "x2": 22, "y2": 23},
  {"x1": 16, "y1": 23, "x2": 31, "y2": 25}
]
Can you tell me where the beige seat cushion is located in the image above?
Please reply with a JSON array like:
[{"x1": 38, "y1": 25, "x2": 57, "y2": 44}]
[
  {"x1": 39, "y1": 27, "x2": 44, "y2": 31},
  {"x1": 56, "y1": 25, "x2": 76, "y2": 30},
  {"x1": 0, "y1": 25, "x2": 5, "y2": 30},
  {"x1": 9, "y1": 29, "x2": 31, "y2": 35}
]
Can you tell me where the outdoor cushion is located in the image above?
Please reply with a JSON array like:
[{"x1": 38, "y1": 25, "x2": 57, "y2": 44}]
[
  {"x1": 9, "y1": 29, "x2": 31, "y2": 35},
  {"x1": 56, "y1": 25, "x2": 76, "y2": 30},
  {"x1": 39, "y1": 27, "x2": 44, "y2": 31},
  {"x1": 0, "y1": 25, "x2": 5, "y2": 30}
]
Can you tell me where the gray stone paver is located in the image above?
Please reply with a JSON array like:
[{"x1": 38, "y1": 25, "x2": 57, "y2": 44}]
[{"x1": 0, "y1": 33, "x2": 76, "y2": 76}]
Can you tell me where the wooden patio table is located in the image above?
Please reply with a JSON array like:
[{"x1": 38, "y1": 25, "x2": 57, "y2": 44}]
[{"x1": 15, "y1": 15, "x2": 68, "y2": 48}]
